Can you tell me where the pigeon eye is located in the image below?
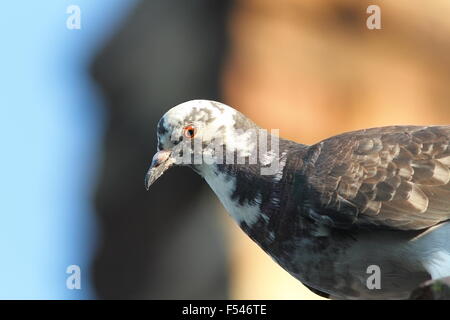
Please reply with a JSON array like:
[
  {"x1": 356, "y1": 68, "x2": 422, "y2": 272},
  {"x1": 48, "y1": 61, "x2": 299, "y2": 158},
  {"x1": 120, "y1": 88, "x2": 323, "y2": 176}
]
[{"x1": 183, "y1": 125, "x2": 197, "y2": 139}]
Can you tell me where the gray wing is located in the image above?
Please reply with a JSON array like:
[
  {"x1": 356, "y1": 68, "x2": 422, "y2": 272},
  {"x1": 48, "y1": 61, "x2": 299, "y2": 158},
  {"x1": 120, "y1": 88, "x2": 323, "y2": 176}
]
[{"x1": 302, "y1": 125, "x2": 450, "y2": 230}]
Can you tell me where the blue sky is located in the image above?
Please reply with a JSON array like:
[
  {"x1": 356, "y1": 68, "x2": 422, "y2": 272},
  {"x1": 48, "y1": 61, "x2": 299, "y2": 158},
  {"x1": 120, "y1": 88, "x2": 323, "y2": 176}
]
[{"x1": 0, "y1": 0, "x2": 136, "y2": 299}]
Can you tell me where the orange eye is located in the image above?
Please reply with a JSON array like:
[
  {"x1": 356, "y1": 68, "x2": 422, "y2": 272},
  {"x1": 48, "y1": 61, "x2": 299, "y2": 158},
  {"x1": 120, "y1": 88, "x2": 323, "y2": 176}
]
[{"x1": 183, "y1": 125, "x2": 197, "y2": 139}]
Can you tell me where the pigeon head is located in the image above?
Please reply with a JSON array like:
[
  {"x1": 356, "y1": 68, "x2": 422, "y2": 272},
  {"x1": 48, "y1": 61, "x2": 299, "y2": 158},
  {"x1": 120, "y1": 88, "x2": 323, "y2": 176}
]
[{"x1": 145, "y1": 99, "x2": 258, "y2": 189}]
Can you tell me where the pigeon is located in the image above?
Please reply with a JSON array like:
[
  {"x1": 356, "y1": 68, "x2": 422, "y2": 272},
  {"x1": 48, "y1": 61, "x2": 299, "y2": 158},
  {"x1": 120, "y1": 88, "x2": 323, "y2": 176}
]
[{"x1": 145, "y1": 99, "x2": 450, "y2": 299}]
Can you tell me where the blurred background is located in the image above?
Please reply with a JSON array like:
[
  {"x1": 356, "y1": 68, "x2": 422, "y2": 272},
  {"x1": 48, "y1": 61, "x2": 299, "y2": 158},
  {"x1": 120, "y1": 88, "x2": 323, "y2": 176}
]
[{"x1": 1, "y1": 0, "x2": 449, "y2": 299}]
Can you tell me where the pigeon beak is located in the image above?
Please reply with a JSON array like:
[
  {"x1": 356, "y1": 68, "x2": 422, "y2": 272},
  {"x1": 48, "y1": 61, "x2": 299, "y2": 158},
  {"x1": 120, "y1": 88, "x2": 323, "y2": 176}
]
[{"x1": 145, "y1": 150, "x2": 175, "y2": 190}]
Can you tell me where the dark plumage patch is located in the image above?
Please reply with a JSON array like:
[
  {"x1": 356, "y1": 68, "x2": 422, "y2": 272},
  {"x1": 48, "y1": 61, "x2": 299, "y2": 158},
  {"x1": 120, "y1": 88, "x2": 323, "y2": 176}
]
[
  {"x1": 173, "y1": 135, "x2": 183, "y2": 146},
  {"x1": 184, "y1": 107, "x2": 215, "y2": 125},
  {"x1": 233, "y1": 112, "x2": 258, "y2": 131},
  {"x1": 157, "y1": 118, "x2": 168, "y2": 136},
  {"x1": 216, "y1": 125, "x2": 226, "y2": 135},
  {"x1": 211, "y1": 101, "x2": 226, "y2": 113}
]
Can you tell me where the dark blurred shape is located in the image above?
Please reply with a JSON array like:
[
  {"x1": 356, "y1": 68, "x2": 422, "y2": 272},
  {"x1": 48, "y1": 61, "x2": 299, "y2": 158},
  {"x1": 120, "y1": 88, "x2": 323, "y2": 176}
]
[
  {"x1": 90, "y1": 0, "x2": 232, "y2": 299},
  {"x1": 410, "y1": 277, "x2": 450, "y2": 300}
]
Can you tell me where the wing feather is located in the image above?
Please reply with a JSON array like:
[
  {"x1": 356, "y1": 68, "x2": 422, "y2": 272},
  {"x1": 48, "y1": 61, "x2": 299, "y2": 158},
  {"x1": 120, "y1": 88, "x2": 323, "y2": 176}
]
[{"x1": 302, "y1": 125, "x2": 450, "y2": 230}]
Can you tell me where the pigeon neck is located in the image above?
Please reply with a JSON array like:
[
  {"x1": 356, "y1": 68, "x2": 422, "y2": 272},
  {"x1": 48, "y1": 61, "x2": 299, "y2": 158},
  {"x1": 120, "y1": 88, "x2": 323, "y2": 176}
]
[{"x1": 198, "y1": 137, "x2": 307, "y2": 248}]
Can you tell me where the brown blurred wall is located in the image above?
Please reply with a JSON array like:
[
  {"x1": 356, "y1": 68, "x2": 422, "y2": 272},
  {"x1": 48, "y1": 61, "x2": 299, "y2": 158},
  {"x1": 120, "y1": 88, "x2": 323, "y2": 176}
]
[
  {"x1": 91, "y1": 0, "x2": 232, "y2": 299},
  {"x1": 222, "y1": 0, "x2": 450, "y2": 299}
]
